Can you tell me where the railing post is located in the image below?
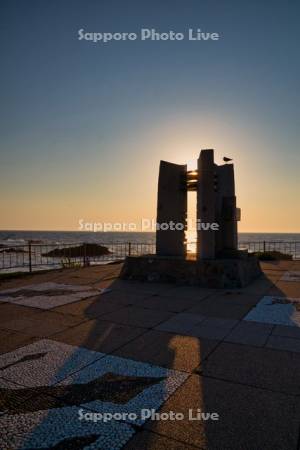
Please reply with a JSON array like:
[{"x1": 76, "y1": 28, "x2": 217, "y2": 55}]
[
  {"x1": 263, "y1": 240, "x2": 266, "y2": 253},
  {"x1": 128, "y1": 242, "x2": 131, "y2": 256},
  {"x1": 83, "y1": 243, "x2": 87, "y2": 267},
  {"x1": 28, "y1": 240, "x2": 32, "y2": 273}
]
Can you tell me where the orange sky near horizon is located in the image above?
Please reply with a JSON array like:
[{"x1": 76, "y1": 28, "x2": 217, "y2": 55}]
[{"x1": 1, "y1": 114, "x2": 299, "y2": 233}]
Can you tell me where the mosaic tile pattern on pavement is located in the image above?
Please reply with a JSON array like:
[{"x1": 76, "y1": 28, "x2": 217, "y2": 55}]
[
  {"x1": 59, "y1": 353, "x2": 188, "y2": 425},
  {"x1": 280, "y1": 271, "x2": 300, "y2": 282},
  {"x1": 0, "y1": 339, "x2": 105, "y2": 388},
  {"x1": 0, "y1": 405, "x2": 135, "y2": 450},
  {"x1": 244, "y1": 296, "x2": 300, "y2": 327},
  {"x1": 0, "y1": 282, "x2": 101, "y2": 309},
  {"x1": 0, "y1": 339, "x2": 188, "y2": 449}
]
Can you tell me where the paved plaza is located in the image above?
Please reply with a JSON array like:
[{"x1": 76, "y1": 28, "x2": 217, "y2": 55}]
[{"x1": 0, "y1": 261, "x2": 299, "y2": 449}]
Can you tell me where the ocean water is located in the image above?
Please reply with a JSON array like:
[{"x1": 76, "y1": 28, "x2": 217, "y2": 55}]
[
  {"x1": 0, "y1": 230, "x2": 299, "y2": 246},
  {"x1": 0, "y1": 231, "x2": 299, "y2": 272}
]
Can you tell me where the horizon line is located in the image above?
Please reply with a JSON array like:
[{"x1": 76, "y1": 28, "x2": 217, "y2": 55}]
[{"x1": 0, "y1": 229, "x2": 299, "y2": 234}]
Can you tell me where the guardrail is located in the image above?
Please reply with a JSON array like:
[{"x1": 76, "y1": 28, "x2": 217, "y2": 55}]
[
  {"x1": 0, "y1": 240, "x2": 299, "y2": 273},
  {"x1": 0, "y1": 242, "x2": 156, "y2": 273},
  {"x1": 238, "y1": 240, "x2": 300, "y2": 258}
]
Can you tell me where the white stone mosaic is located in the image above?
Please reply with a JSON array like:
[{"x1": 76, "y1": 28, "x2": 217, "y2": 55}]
[
  {"x1": 0, "y1": 339, "x2": 188, "y2": 448},
  {"x1": 59, "y1": 353, "x2": 188, "y2": 426},
  {"x1": 280, "y1": 271, "x2": 300, "y2": 282},
  {"x1": 0, "y1": 339, "x2": 104, "y2": 388},
  {"x1": 0, "y1": 406, "x2": 135, "y2": 450},
  {"x1": 244, "y1": 296, "x2": 300, "y2": 327},
  {"x1": 0, "y1": 282, "x2": 101, "y2": 309}
]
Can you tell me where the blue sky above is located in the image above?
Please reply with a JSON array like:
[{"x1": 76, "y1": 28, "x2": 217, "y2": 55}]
[{"x1": 0, "y1": 0, "x2": 299, "y2": 231}]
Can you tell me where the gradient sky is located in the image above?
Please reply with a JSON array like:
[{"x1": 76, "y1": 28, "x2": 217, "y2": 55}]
[{"x1": 0, "y1": 0, "x2": 299, "y2": 232}]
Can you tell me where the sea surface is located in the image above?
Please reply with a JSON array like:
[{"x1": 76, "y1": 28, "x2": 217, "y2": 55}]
[
  {"x1": 1, "y1": 230, "x2": 299, "y2": 246},
  {"x1": 0, "y1": 231, "x2": 299, "y2": 272}
]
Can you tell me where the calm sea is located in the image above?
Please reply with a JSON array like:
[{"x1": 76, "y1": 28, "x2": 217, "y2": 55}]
[
  {"x1": 0, "y1": 231, "x2": 299, "y2": 272},
  {"x1": 0, "y1": 230, "x2": 299, "y2": 246}
]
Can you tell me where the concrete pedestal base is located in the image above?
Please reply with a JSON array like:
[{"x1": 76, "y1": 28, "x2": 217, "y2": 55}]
[{"x1": 120, "y1": 254, "x2": 262, "y2": 288}]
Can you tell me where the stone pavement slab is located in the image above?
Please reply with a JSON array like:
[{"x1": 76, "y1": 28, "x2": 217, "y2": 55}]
[
  {"x1": 48, "y1": 264, "x2": 123, "y2": 285},
  {"x1": 290, "y1": 261, "x2": 300, "y2": 270},
  {"x1": 155, "y1": 313, "x2": 205, "y2": 334},
  {"x1": 52, "y1": 319, "x2": 146, "y2": 353},
  {"x1": 93, "y1": 288, "x2": 153, "y2": 305},
  {"x1": 265, "y1": 335, "x2": 300, "y2": 353},
  {"x1": 114, "y1": 329, "x2": 219, "y2": 372},
  {"x1": 108, "y1": 280, "x2": 175, "y2": 296},
  {"x1": 144, "y1": 374, "x2": 300, "y2": 450},
  {"x1": 20, "y1": 318, "x2": 83, "y2": 338},
  {"x1": 200, "y1": 342, "x2": 300, "y2": 395},
  {"x1": 0, "y1": 329, "x2": 35, "y2": 355},
  {"x1": 0, "y1": 271, "x2": 68, "y2": 291},
  {"x1": 224, "y1": 321, "x2": 273, "y2": 346},
  {"x1": 260, "y1": 261, "x2": 294, "y2": 272},
  {"x1": 1, "y1": 311, "x2": 84, "y2": 338},
  {"x1": 207, "y1": 291, "x2": 262, "y2": 306},
  {"x1": 272, "y1": 324, "x2": 300, "y2": 339},
  {"x1": 0, "y1": 303, "x2": 43, "y2": 323},
  {"x1": 130, "y1": 294, "x2": 204, "y2": 313},
  {"x1": 263, "y1": 269, "x2": 287, "y2": 282},
  {"x1": 157, "y1": 286, "x2": 215, "y2": 301},
  {"x1": 238, "y1": 276, "x2": 274, "y2": 295},
  {"x1": 186, "y1": 317, "x2": 238, "y2": 340},
  {"x1": 268, "y1": 281, "x2": 300, "y2": 298},
  {"x1": 123, "y1": 430, "x2": 196, "y2": 450},
  {"x1": 1, "y1": 318, "x2": 42, "y2": 333},
  {"x1": 99, "y1": 306, "x2": 174, "y2": 328},
  {"x1": 186, "y1": 297, "x2": 252, "y2": 320},
  {"x1": 52, "y1": 295, "x2": 128, "y2": 318}
]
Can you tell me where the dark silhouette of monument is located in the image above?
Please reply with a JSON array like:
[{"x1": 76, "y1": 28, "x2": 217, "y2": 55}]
[
  {"x1": 121, "y1": 149, "x2": 261, "y2": 288},
  {"x1": 156, "y1": 149, "x2": 239, "y2": 259}
]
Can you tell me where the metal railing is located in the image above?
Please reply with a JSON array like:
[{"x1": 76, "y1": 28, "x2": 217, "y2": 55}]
[
  {"x1": 0, "y1": 241, "x2": 156, "y2": 273},
  {"x1": 187, "y1": 240, "x2": 300, "y2": 260},
  {"x1": 0, "y1": 240, "x2": 299, "y2": 273},
  {"x1": 238, "y1": 240, "x2": 300, "y2": 259}
]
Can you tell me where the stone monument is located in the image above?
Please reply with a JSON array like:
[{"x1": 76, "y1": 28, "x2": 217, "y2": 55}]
[{"x1": 121, "y1": 149, "x2": 261, "y2": 287}]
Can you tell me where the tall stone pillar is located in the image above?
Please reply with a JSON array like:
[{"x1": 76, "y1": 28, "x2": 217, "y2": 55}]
[
  {"x1": 156, "y1": 161, "x2": 187, "y2": 257},
  {"x1": 197, "y1": 149, "x2": 215, "y2": 259},
  {"x1": 215, "y1": 164, "x2": 238, "y2": 253}
]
